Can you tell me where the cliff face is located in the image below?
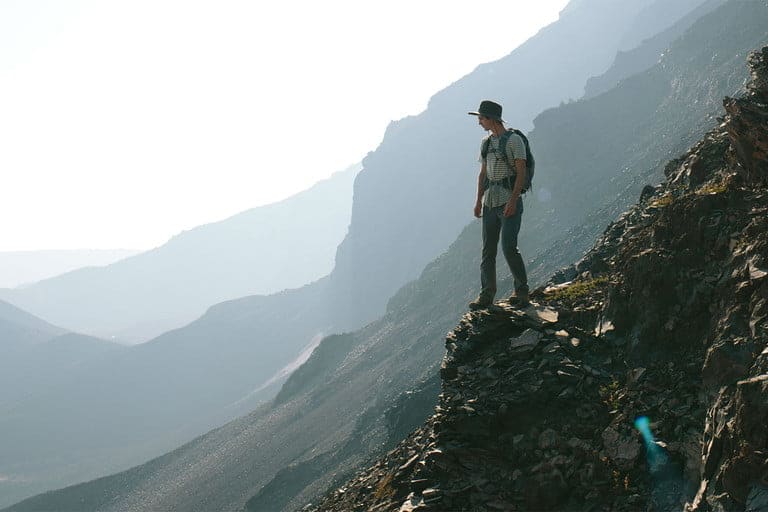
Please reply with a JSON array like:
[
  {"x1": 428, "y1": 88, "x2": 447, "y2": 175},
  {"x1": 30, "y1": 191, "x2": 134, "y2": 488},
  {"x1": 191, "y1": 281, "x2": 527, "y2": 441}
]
[{"x1": 312, "y1": 46, "x2": 768, "y2": 512}]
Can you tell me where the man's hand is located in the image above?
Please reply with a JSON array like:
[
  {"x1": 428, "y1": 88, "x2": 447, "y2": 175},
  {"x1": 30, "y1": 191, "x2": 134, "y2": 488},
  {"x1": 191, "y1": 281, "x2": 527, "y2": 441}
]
[
  {"x1": 474, "y1": 200, "x2": 482, "y2": 218},
  {"x1": 503, "y1": 196, "x2": 518, "y2": 217}
]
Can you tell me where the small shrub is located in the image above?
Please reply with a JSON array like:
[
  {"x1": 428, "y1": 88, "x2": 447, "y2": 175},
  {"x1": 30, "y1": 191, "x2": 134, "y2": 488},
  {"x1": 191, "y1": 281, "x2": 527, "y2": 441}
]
[
  {"x1": 545, "y1": 276, "x2": 610, "y2": 301},
  {"x1": 599, "y1": 379, "x2": 621, "y2": 411},
  {"x1": 649, "y1": 193, "x2": 674, "y2": 208},
  {"x1": 696, "y1": 181, "x2": 728, "y2": 195}
]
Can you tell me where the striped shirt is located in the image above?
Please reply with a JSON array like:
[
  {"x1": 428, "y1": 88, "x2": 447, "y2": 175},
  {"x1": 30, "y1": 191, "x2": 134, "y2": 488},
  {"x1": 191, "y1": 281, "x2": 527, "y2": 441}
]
[{"x1": 481, "y1": 132, "x2": 527, "y2": 208}]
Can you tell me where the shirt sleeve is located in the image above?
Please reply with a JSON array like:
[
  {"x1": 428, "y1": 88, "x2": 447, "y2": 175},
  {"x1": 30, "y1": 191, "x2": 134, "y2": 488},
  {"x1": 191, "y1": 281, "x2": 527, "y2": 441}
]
[{"x1": 506, "y1": 133, "x2": 527, "y2": 161}]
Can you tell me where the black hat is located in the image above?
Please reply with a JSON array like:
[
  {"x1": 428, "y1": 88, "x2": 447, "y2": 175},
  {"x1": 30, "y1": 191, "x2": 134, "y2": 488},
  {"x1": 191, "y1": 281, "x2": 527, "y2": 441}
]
[{"x1": 468, "y1": 100, "x2": 504, "y2": 122}]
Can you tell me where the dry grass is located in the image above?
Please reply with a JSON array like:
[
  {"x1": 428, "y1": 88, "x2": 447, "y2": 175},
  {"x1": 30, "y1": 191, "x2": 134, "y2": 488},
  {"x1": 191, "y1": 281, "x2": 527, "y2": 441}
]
[
  {"x1": 373, "y1": 472, "x2": 396, "y2": 501},
  {"x1": 649, "y1": 193, "x2": 674, "y2": 208},
  {"x1": 696, "y1": 181, "x2": 728, "y2": 195},
  {"x1": 544, "y1": 276, "x2": 610, "y2": 301}
]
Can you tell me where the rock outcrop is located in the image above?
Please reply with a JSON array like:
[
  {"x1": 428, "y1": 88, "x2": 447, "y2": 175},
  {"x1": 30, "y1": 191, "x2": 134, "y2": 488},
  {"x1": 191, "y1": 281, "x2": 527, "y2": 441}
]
[{"x1": 311, "y1": 46, "x2": 768, "y2": 512}]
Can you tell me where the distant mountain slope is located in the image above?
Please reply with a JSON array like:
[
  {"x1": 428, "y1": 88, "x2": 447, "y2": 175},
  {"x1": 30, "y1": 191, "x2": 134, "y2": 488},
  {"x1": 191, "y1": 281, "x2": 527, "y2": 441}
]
[
  {"x1": 0, "y1": 277, "x2": 330, "y2": 509},
  {"x1": 0, "y1": 240, "x2": 469, "y2": 512},
  {"x1": 0, "y1": 164, "x2": 359, "y2": 343},
  {"x1": 0, "y1": 299, "x2": 64, "y2": 349},
  {"x1": 583, "y1": 0, "x2": 726, "y2": 98},
  {"x1": 0, "y1": 300, "x2": 120, "y2": 393},
  {"x1": 9, "y1": 3, "x2": 765, "y2": 510},
  {"x1": 0, "y1": 249, "x2": 138, "y2": 289},
  {"x1": 611, "y1": 0, "x2": 719, "y2": 52},
  {"x1": 526, "y1": 0, "x2": 768, "y2": 257},
  {"x1": 0, "y1": 301, "x2": 124, "y2": 507},
  {"x1": 0, "y1": 332, "x2": 125, "y2": 407}
]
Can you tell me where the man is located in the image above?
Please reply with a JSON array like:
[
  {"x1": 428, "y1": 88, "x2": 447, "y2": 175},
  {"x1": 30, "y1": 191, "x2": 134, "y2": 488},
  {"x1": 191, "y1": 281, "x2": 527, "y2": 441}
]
[{"x1": 467, "y1": 100, "x2": 529, "y2": 310}]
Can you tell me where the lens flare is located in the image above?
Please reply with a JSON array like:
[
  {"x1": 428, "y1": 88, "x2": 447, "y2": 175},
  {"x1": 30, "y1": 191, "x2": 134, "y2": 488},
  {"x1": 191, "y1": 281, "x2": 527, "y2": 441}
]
[
  {"x1": 634, "y1": 416, "x2": 689, "y2": 507},
  {"x1": 634, "y1": 415, "x2": 653, "y2": 443},
  {"x1": 634, "y1": 416, "x2": 668, "y2": 471}
]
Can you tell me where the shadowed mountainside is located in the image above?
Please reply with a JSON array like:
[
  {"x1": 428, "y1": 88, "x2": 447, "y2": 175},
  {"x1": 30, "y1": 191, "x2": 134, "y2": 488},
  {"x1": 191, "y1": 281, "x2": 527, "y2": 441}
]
[
  {"x1": 522, "y1": 0, "x2": 768, "y2": 285},
  {"x1": 0, "y1": 301, "x2": 125, "y2": 505},
  {"x1": 0, "y1": 277, "x2": 331, "y2": 509},
  {"x1": 583, "y1": 0, "x2": 725, "y2": 98},
  {"x1": 313, "y1": 45, "x2": 768, "y2": 512},
  {"x1": 0, "y1": 300, "x2": 123, "y2": 408}
]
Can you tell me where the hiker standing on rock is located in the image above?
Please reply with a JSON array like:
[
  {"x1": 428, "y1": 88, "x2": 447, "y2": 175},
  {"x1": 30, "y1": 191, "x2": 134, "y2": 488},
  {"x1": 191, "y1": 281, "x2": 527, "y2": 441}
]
[{"x1": 468, "y1": 100, "x2": 530, "y2": 310}]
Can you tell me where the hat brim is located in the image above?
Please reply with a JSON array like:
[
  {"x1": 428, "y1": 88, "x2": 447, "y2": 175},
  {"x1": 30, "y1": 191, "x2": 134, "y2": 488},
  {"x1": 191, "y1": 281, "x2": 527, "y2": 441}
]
[{"x1": 468, "y1": 111, "x2": 504, "y2": 122}]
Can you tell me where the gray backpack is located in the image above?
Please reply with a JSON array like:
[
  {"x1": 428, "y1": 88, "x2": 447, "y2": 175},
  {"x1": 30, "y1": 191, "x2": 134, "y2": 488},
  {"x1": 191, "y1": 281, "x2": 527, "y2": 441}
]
[{"x1": 480, "y1": 129, "x2": 535, "y2": 192}]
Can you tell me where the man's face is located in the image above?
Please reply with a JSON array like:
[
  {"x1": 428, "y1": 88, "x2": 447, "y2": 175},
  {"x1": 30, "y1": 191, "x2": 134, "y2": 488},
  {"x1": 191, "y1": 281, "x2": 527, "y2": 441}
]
[{"x1": 478, "y1": 115, "x2": 493, "y2": 131}]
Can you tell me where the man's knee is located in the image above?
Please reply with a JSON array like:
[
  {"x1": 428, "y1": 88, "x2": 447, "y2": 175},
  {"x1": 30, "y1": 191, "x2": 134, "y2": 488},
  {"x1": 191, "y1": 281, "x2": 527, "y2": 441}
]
[
  {"x1": 481, "y1": 247, "x2": 498, "y2": 261},
  {"x1": 501, "y1": 241, "x2": 520, "y2": 256}
]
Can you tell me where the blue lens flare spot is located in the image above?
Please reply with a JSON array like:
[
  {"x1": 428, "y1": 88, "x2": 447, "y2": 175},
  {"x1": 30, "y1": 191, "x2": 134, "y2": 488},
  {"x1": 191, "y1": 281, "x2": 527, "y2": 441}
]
[
  {"x1": 634, "y1": 415, "x2": 654, "y2": 445},
  {"x1": 634, "y1": 416, "x2": 668, "y2": 471}
]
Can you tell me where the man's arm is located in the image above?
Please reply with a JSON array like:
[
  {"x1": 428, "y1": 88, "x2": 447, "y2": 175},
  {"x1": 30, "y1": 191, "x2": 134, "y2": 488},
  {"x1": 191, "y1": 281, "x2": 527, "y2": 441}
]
[
  {"x1": 474, "y1": 162, "x2": 487, "y2": 218},
  {"x1": 503, "y1": 159, "x2": 527, "y2": 217}
]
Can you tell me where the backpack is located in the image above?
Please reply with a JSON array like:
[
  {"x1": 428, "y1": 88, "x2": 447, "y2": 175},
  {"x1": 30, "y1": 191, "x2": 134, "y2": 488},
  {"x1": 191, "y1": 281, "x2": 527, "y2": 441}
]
[{"x1": 480, "y1": 128, "x2": 535, "y2": 193}]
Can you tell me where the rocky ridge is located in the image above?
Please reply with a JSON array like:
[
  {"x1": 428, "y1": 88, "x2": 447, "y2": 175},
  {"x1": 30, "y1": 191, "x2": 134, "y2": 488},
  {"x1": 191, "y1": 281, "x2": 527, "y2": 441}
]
[{"x1": 311, "y1": 46, "x2": 768, "y2": 512}]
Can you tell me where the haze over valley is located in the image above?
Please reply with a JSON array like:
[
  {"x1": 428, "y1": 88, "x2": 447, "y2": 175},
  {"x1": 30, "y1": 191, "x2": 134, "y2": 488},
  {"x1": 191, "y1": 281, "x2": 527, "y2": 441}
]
[{"x1": 2, "y1": 1, "x2": 767, "y2": 511}]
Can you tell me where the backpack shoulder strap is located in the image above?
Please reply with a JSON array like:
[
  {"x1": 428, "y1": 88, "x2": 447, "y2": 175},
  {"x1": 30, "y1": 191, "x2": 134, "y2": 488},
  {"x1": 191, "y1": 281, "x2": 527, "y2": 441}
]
[
  {"x1": 497, "y1": 129, "x2": 516, "y2": 163},
  {"x1": 480, "y1": 136, "x2": 491, "y2": 160},
  {"x1": 482, "y1": 130, "x2": 520, "y2": 163}
]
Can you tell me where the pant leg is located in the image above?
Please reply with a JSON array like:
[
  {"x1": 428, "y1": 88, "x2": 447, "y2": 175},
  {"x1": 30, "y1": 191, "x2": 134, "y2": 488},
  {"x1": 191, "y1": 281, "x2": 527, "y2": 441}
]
[
  {"x1": 500, "y1": 197, "x2": 529, "y2": 295},
  {"x1": 480, "y1": 205, "x2": 502, "y2": 300}
]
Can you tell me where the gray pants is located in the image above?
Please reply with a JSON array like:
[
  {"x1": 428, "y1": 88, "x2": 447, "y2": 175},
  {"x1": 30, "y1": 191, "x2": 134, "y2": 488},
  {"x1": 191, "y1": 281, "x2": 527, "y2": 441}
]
[{"x1": 480, "y1": 200, "x2": 529, "y2": 301}]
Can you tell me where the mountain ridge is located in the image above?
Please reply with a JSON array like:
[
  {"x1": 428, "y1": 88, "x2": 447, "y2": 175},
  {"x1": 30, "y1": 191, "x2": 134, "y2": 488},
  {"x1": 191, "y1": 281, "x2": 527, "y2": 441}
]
[
  {"x1": 0, "y1": 250, "x2": 139, "y2": 289},
  {"x1": 0, "y1": 299, "x2": 64, "y2": 348},
  {"x1": 0, "y1": 164, "x2": 359, "y2": 343},
  {"x1": 313, "y1": 43, "x2": 768, "y2": 512},
  {"x1": 583, "y1": 0, "x2": 726, "y2": 98}
]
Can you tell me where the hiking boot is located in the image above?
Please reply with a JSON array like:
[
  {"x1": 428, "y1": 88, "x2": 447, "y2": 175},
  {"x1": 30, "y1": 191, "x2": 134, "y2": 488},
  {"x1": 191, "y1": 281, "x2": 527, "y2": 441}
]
[
  {"x1": 507, "y1": 292, "x2": 530, "y2": 308},
  {"x1": 468, "y1": 296, "x2": 493, "y2": 310}
]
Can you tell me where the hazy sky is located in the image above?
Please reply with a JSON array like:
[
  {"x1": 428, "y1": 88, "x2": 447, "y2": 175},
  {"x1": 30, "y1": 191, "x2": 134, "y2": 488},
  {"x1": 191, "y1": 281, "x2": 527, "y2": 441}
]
[{"x1": 1, "y1": 0, "x2": 569, "y2": 251}]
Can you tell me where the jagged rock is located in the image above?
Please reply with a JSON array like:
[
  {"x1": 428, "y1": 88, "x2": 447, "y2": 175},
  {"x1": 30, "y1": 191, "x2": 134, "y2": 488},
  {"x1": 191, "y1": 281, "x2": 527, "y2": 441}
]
[
  {"x1": 509, "y1": 329, "x2": 542, "y2": 350},
  {"x1": 524, "y1": 466, "x2": 568, "y2": 510},
  {"x1": 594, "y1": 318, "x2": 614, "y2": 336},
  {"x1": 398, "y1": 495, "x2": 425, "y2": 512},
  {"x1": 537, "y1": 429, "x2": 559, "y2": 450},
  {"x1": 526, "y1": 306, "x2": 559, "y2": 325},
  {"x1": 702, "y1": 338, "x2": 755, "y2": 389},
  {"x1": 601, "y1": 426, "x2": 641, "y2": 469},
  {"x1": 747, "y1": 46, "x2": 768, "y2": 98},
  {"x1": 724, "y1": 48, "x2": 768, "y2": 186},
  {"x1": 398, "y1": 454, "x2": 419, "y2": 473},
  {"x1": 311, "y1": 47, "x2": 768, "y2": 512},
  {"x1": 640, "y1": 184, "x2": 659, "y2": 203},
  {"x1": 746, "y1": 484, "x2": 768, "y2": 512}
]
